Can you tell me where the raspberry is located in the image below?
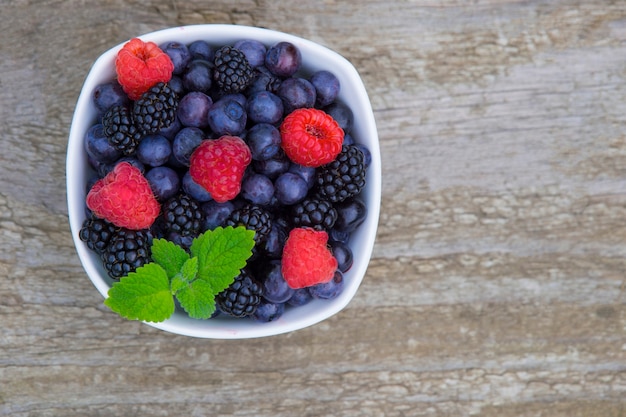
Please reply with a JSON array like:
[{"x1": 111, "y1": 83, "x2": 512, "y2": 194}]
[
  {"x1": 86, "y1": 162, "x2": 160, "y2": 230},
  {"x1": 280, "y1": 108, "x2": 344, "y2": 167},
  {"x1": 281, "y1": 227, "x2": 338, "y2": 289},
  {"x1": 188, "y1": 136, "x2": 252, "y2": 203},
  {"x1": 115, "y1": 38, "x2": 174, "y2": 100}
]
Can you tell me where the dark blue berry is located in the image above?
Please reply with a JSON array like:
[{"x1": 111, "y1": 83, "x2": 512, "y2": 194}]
[
  {"x1": 158, "y1": 115, "x2": 182, "y2": 141},
  {"x1": 182, "y1": 171, "x2": 213, "y2": 202},
  {"x1": 274, "y1": 172, "x2": 308, "y2": 205},
  {"x1": 136, "y1": 134, "x2": 172, "y2": 167},
  {"x1": 331, "y1": 241, "x2": 353, "y2": 273},
  {"x1": 277, "y1": 77, "x2": 316, "y2": 114},
  {"x1": 310, "y1": 70, "x2": 340, "y2": 107},
  {"x1": 145, "y1": 166, "x2": 180, "y2": 201},
  {"x1": 188, "y1": 40, "x2": 214, "y2": 61},
  {"x1": 253, "y1": 152, "x2": 290, "y2": 179},
  {"x1": 182, "y1": 59, "x2": 213, "y2": 93},
  {"x1": 265, "y1": 42, "x2": 301, "y2": 77},
  {"x1": 334, "y1": 198, "x2": 367, "y2": 233},
  {"x1": 287, "y1": 288, "x2": 313, "y2": 306},
  {"x1": 172, "y1": 127, "x2": 204, "y2": 166},
  {"x1": 252, "y1": 299, "x2": 285, "y2": 323},
  {"x1": 262, "y1": 220, "x2": 288, "y2": 258},
  {"x1": 177, "y1": 91, "x2": 212, "y2": 128},
  {"x1": 246, "y1": 90, "x2": 284, "y2": 124},
  {"x1": 207, "y1": 96, "x2": 247, "y2": 136},
  {"x1": 84, "y1": 123, "x2": 121, "y2": 164},
  {"x1": 92, "y1": 82, "x2": 129, "y2": 114},
  {"x1": 261, "y1": 260, "x2": 295, "y2": 303},
  {"x1": 324, "y1": 102, "x2": 353, "y2": 134},
  {"x1": 288, "y1": 163, "x2": 316, "y2": 189},
  {"x1": 234, "y1": 39, "x2": 267, "y2": 67},
  {"x1": 241, "y1": 173, "x2": 274, "y2": 206},
  {"x1": 246, "y1": 123, "x2": 281, "y2": 161},
  {"x1": 246, "y1": 66, "x2": 282, "y2": 94},
  {"x1": 160, "y1": 41, "x2": 192, "y2": 75},
  {"x1": 308, "y1": 270, "x2": 344, "y2": 300},
  {"x1": 201, "y1": 200, "x2": 236, "y2": 230}
]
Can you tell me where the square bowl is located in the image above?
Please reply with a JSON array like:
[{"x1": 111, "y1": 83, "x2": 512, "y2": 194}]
[{"x1": 67, "y1": 24, "x2": 381, "y2": 339}]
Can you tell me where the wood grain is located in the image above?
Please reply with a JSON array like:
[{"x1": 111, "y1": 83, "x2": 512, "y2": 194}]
[{"x1": 1, "y1": 1, "x2": 625, "y2": 416}]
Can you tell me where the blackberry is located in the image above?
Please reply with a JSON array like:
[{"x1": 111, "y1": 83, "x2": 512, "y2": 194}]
[
  {"x1": 161, "y1": 194, "x2": 204, "y2": 238},
  {"x1": 102, "y1": 105, "x2": 143, "y2": 155},
  {"x1": 291, "y1": 198, "x2": 338, "y2": 231},
  {"x1": 224, "y1": 204, "x2": 272, "y2": 244},
  {"x1": 213, "y1": 46, "x2": 254, "y2": 94},
  {"x1": 315, "y1": 144, "x2": 366, "y2": 203},
  {"x1": 216, "y1": 269, "x2": 263, "y2": 317},
  {"x1": 132, "y1": 82, "x2": 178, "y2": 135},
  {"x1": 79, "y1": 217, "x2": 117, "y2": 254},
  {"x1": 101, "y1": 229, "x2": 152, "y2": 279}
]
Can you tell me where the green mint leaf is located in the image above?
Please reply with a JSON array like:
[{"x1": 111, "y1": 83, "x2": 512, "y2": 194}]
[
  {"x1": 151, "y1": 238, "x2": 190, "y2": 279},
  {"x1": 190, "y1": 226, "x2": 255, "y2": 294},
  {"x1": 104, "y1": 263, "x2": 174, "y2": 323},
  {"x1": 170, "y1": 257, "x2": 199, "y2": 294},
  {"x1": 175, "y1": 279, "x2": 216, "y2": 319}
]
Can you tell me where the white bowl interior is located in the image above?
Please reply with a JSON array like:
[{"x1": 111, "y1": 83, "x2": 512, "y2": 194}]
[{"x1": 67, "y1": 24, "x2": 381, "y2": 339}]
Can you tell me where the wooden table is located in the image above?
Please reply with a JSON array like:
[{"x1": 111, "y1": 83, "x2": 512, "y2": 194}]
[{"x1": 2, "y1": 1, "x2": 625, "y2": 416}]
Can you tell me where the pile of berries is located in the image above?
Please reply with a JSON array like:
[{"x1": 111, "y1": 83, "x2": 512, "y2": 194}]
[{"x1": 81, "y1": 37, "x2": 371, "y2": 323}]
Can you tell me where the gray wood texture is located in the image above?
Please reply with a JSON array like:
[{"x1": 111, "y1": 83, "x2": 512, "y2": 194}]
[{"x1": 1, "y1": 1, "x2": 625, "y2": 416}]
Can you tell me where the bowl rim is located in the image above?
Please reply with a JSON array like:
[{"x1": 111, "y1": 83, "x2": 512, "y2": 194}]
[{"x1": 67, "y1": 24, "x2": 381, "y2": 339}]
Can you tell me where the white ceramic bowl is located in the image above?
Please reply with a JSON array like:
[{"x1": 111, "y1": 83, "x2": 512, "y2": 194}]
[{"x1": 67, "y1": 24, "x2": 381, "y2": 339}]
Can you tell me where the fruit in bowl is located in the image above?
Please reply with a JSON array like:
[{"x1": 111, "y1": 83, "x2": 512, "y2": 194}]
[{"x1": 67, "y1": 25, "x2": 381, "y2": 339}]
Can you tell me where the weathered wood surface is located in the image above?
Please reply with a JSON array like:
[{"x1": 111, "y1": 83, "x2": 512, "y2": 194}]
[{"x1": 1, "y1": 1, "x2": 625, "y2": 416}]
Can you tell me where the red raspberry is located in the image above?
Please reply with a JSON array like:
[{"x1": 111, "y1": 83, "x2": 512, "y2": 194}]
[
  {"x1": 86, "y1": 162, "x2": 160, "y2": 230},
  {"x1": 281, "y1": 228, "x2": 338, "y2": 289},
  {"x1": 115, "y1": 38, "x2": 174, "y2": 100},
  {"x1": 189, "y1": 136, "x2": 252, "y2": 203},
  {"x1": 280, "y1": 108, "x2": 344, "y2": 167}
]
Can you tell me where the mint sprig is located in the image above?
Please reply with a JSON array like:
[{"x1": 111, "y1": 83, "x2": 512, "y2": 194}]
[{"x1": 104, "y1": 226, "x2": 255, "y2": 322}]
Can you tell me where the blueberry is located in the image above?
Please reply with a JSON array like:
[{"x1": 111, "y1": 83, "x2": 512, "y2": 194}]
[
  {"x1": 274, "y1": 172, "x2": 308, "y2": 205},
  {"x1": 310, "y1": 70, "x2": 340, "y2": 107},
  {"x1": 172, "y1": 127, "x2": 204, "y2": 166},
  {"x1": 260, "y1": 260, "x2": 295, "y2": 303},
  {"x1": 84, "y1": 123, "x2": 121, "y2": 163},
  {"x1": 241, "y1": 173, "x2": 274, "y2": 206},
  {"x1": 265, "y1": 42, "x2": 301, "y2": 77},
  {"x1": 177, "y1": 91, "x2": 212, "y2": 129},
  {"x1": 252, "y1": 299, "x2": 285, "y2": 323},
  {"x1": 99, "y1": 157, "x2": 144, "y2": 177},
  {"x1": 92, "y1": 82, "x2": 129, "y2": 114},
  {"x1": 247, "y1": 66, "x2": 282, "y2": 94},
  {"x1": 158, "y1": 115, "x2": 182, "y2": 141},
  {"x1": 188, "y1": 40, "x2": 214, "y2": 61},
  {"x1": 182, "y1": 59, "x2": 213, "y2": 93},
  {"x1": 182, "y1": 171, "x2": 213, "y2": 202},
  {"x1": 287, "y1": 288, "x2": 313, "y2": 306},
  {"x1": 136, "y1": 134, "x2": 172, "y2": 167},
  {"x1": 308, "y1": 271, "x2": 344, "y2": 300},
  {"x1": 329, "y1": 228, "x2": 351, "y2": 244},
  {"x1": 145, "y1": 166, "x2": 180, "y2": 201},
  {"x1": 246, "y1": 90, "x2": 284, "y2": 125},
  {"x1": 277, "y1": 77, "x2": 316, "y2": 114},
  {"x1": 167, "y1": 76, "x2": 185, "y2": 97},
  {"x1": 160, "y1": 41, "x2": 192, "y2": 75},
  {"x1": 253, "y1": 152, "x2": 290, "y2": 179},
  {"x1": 343, "y1": 133, "x2": 355, "y2": 146},
  {"x1": 234, "y1": 39, "x2": 267, "y2": 68},
  {"x1": 207, "y1": 97, "x2": 247, "y2": 136},
  {"x1": 288, "y1": 163, "x2": 316, "y2": 189},
  {"x1": 201, "y1": 200, "x2": 236, "y2": 230},
  {"x1": 221, "y1": 93, "x2": 247, "y2": 108},
  {"x1": 263, "y1": 220, "x2": 288, "y2": 258},
  {"x1": 246, "y1": 123, "x2": 281, "y2": 161},
  {"x1": 324, "y1": 102, "x2": 353, "y2": 134},
  {"x1": 331, "y1": 241, "x2": 353, "y2": 273},
  {"x1": 334, "y1": 198, "x2": 367, "y2": 233}
]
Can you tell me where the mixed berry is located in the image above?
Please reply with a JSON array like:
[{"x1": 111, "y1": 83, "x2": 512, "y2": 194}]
[{"x1": 80, "y1": 36, "x2": 370, "y2": 323}]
